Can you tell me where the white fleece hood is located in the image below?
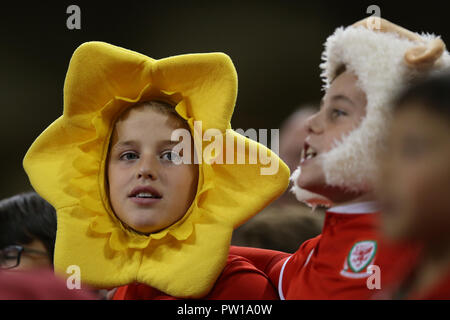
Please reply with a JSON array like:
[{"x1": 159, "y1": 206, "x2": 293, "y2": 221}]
[{"x1": 292, "y1": 18, "x2": 450, "y2": 207}]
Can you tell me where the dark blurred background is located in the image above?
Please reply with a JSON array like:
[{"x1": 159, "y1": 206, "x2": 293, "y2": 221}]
[{"x1": 1, "y1": 1, "x2": 450, "y2": 199}]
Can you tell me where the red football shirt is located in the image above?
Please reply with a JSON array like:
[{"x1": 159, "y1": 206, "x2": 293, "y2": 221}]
[
  {"x1": 113, "y1": 254, "x2": 278, "y2": 300},
  {"x1": 230, "y1": 201, "x2": 419, "y2": 299}
]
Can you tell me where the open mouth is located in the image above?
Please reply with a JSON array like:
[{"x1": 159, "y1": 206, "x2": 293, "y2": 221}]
[
  {"x1": 300, "y1": 142, "x2": 318, "y2": 164},
  {"x1": 129, "y1": 186, "x2": 162, "y2": 200},
  {"x1": 134, "y1": 193, "x2": 161, "y2": 199}
]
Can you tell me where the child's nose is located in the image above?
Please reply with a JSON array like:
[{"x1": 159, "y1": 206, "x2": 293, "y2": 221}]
[
  {"x1": 136, "y1": 157, "x2": 158, "y2": 180},
  {"x1": 306, "y1": 113, "x2": 323, "y2": 135}
]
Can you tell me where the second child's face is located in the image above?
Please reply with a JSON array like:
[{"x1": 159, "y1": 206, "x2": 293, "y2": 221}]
[
  {"x1": 296, "y1": 70, "x2": 367, "y2": 201},
  {"x1": 107, "y1": 107, "x2": 198, "y2": 235},
  {"x1": 377, "y1": 104, "x2": 450, "y2": 242}
]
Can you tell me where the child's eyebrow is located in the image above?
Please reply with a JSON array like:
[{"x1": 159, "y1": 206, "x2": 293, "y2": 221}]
[
  {"x1": 112, "y1": 140, "x2": 137, "y2": 149},
  {"x1": 331, "y1": 94, "x2": 355, "y2": 106},
  {"x1": 160, "y1": 140, "x2": 183, "y2": 147},
  {"x1": 112, "y1": 139, "x2": 182, "y2": 149}
]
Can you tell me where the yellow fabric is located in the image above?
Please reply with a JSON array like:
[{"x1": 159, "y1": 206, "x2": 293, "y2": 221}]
[{"x1": 23, "y1": 42, "x2": 290, "y2": 298}]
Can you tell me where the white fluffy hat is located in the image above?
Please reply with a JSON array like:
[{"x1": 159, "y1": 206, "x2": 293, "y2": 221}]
[{"x1": 292, "y1": 18, "x2": 450, "y2": 206}]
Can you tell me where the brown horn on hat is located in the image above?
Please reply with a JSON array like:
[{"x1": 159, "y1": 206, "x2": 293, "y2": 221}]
[
  {"x1": 404, "y1": 38, "x2": 445, "y2": 68},
  {"x1": 352, "y1": 17, "x2": 423, "y2": 41},
  {"x1": 352, "y1": 17, "x2": 446, "y2": 69}
]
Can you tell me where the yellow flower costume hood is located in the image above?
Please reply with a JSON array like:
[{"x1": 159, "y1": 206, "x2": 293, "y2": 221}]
[{"x1": 23, "y1": 42, "x2": 289, "y2": 298}]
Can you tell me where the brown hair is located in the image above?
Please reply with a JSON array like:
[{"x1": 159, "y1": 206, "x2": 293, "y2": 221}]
[
  {"x1": 332, "y1": 64, "x2": 347, "y2": 81},
  {"x1": 119, "y1": 100, "x2": 190, "y2": 130},
  {"x1": 394, "y1": 72, "x2": 450, "y2": 120}
]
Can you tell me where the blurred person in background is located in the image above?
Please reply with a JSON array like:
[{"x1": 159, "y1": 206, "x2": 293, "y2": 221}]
[
  {"x1": 277, "y1": 106, "x2": 319, "y2": 206},
  {"x1": 0, "y1": 192, "x2": 97, "y2": 299},
  {"x1": 376, "y1": 72, "x2": 450, "y2": 299},
  {"x1": 0, "y1": 268, "x2": 97, "y2": 300},
  {"x1": 232, "y1": 106, "x2": 325, "y2": 253},
  {"x1": 0, "y1": 192, "x2": 56, "y2": 271}
]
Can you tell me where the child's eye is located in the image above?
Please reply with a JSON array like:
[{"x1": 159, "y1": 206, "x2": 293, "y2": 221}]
[
  {"x1": 161, "y1": 150, "x2": 182, "y2": 164},
  {"x1": 331, "y1": 108, "x2": 348, "y2": 119},
  {"x1": 119, "y1": 152, "x2": 139, "y2": 161}
]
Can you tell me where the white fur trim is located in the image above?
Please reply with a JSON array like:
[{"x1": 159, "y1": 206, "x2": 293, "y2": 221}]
[
  {"x1": 319, "y1": 25, "x2": 450, "y2": 191},
  {"x1": 290, "y1": 167, "x2": 330, "y2": 208},
  {"x1": 328, "y1": 201, "x2": 380, "y2": 214}
]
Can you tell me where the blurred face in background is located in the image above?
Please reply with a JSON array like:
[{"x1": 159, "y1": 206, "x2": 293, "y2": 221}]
[
  {"x1": 276, "y1": 108, "x2": 317, "y2": 205},
  {"x1": 0, "y1": 240, "x2": 51, "y2": 271},
  {"x1": 279, "y1": 108, "x2": 317, "y2": 173},
  {"x1": 377, "y1": 102, "x2": 450, "y2": 242}
]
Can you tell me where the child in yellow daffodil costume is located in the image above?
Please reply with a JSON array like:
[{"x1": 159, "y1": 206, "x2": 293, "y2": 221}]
[{"x1": 23, "y1": 42, "x2": 289, "y2": 299}]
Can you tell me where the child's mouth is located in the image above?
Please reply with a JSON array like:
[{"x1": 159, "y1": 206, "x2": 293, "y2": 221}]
[
  {"x1": 300, "y1": 142, "x2": 318, "y2": 164},
  {"x1": 129, "y1": 186, "x2": 162, "y2": 205},
  {"x1": 135, "y1": 192, "x2": 160, "y2": 199}
]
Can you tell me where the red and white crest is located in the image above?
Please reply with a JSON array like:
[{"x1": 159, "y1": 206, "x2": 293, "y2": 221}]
[{"x1": 347, "y1": 240, "x2": 377, "y2": 273}]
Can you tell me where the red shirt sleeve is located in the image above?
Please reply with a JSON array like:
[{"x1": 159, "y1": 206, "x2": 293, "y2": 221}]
[
  {"x1": 205, "y1": 254, "x2": 278, "y2": 300},
  {"x1": 229, "y1": 245, "x2": 291, "y2": 286}
]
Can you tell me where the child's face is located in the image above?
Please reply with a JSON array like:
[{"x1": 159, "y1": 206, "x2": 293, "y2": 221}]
[
  {"x1": 107, "y1": 106, "x2": 198, "y2": 235},
  {"x1": 377, "y1": 103, "x2": 450, "y2": 242},
  {"x1": 295, "y1": 70, "x2": 367, "y2": 201}
]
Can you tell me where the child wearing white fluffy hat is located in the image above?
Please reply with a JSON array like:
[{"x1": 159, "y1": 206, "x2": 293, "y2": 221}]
[{"x1": 231, "y1": 17, "x2": 450, "y2": 299}]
